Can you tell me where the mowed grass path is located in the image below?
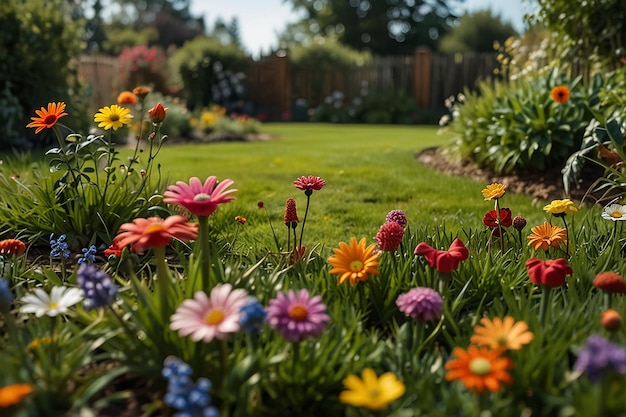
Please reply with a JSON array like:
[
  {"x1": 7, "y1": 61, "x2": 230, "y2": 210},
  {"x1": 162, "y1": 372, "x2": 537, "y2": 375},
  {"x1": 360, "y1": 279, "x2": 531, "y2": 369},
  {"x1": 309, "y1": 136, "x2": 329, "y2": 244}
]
[{"x1": 131, "y1": 123, "x2": 548, "y2": 249}]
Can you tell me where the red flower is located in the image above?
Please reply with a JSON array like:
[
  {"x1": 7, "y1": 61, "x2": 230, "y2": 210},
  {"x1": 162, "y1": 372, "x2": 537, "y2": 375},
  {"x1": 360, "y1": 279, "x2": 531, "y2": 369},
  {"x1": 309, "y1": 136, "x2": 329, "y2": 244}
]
[
  {"x1": 0, "y1": 239, "x2": 26, "y2": 256},
  {"x1": 294, "y1": 176, "x2": 326, "y2": 194},
  {"x1": 148, "y1": 102, "x2": 167, "y2": 123},
  {"x1": 482, "y1": 208, "x2": 512, "y2": 228},
  {"x1": 284, "y1": 198, "x2": 299, "y2": 226},
  {"x1": 414, "y1": 238, "x2": 469, "y2": 273},
  {"x1": 593, "y1": 272, "x2": 626, "y2": 294},
  {"x1": 104, "y1": 241, "x2": 124, "y2": 258},
  {"x1": 525, "y1": 258, "x2": 573, "y2": 288},
  {"x1": 376, "y1": 222, "x2": 405, "y2": 252}
]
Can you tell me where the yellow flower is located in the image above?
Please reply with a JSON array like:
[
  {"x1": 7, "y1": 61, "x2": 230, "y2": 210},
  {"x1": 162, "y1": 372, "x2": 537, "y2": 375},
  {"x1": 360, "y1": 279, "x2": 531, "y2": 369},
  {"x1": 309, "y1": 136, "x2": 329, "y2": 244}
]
[
  {"x1": 470, "y1": 316, "x2": 534, "y2": 352},
  {"x1": 0, "y1": 383, "x2": 33, "y2": 408},
  {"x1": 481, "y1": 183, "x2": 506, "y2": 200},
  {"x1": 527, "y1": 221, "x2": 567, "y2": 251},
  {"x1": 328, "y1": 237, "x2": 379, "y2": 286},
  {"x1": 27, "y1": 336, "x2": 54, "y2": 351},
  {"x1": 543, "y1": 199, "x2": 578, "y2": 216},
  {"x1": 94, "y1": 104, "x2": 133, "y2": 131},
  {"x1": 339, "y1": 368, "x2": 405, "y2": 411}
]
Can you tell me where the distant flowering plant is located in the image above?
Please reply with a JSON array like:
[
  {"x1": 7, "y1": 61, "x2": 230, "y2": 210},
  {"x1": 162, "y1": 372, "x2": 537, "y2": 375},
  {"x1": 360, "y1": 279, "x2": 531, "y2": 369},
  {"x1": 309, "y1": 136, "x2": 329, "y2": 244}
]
[
  {"x1": 414, "y1": 238, "x2": 469, "y2": 273},
  {"x1": 0, "y1": 383, "x2": 34, "y2": 408},
  {"x1": 328, "y1": 237, "x2": 380, "y2": 286},
  {"x1": 574, "y1": 334, "x2": 626, "y2": 382},
  {"x1": 339, "y1": 368, "x2": 405, "y2": 411},
  {"x1": 550, "y1": 85, "x2": 571, "y2": 104},
  {"x1": 266, "y1": 289, "x2": 329, "y2": 342},
  {"x1": 117, "y1": 91, "x2": 139, "y2": 105}
]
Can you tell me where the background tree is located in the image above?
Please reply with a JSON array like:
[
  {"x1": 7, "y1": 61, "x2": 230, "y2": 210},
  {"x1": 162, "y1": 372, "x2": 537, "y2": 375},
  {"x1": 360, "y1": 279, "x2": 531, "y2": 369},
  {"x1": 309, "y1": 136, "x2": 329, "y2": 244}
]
[
  {"x1": 439, "y1": 9, "x2": 518, "y2": 53},
  {"x1": 283, "y1": 0, "x2": 465, "y2": 55}
]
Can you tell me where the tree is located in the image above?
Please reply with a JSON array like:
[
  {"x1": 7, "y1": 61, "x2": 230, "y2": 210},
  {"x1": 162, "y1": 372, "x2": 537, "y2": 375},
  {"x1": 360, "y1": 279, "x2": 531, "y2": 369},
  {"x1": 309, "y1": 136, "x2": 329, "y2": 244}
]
[
  {"x1": 283, "y1": 0, "x2": 465, "y2": 55},
  {"x1": 439, "y1": 9, "x2": 518, "y2": 53}
]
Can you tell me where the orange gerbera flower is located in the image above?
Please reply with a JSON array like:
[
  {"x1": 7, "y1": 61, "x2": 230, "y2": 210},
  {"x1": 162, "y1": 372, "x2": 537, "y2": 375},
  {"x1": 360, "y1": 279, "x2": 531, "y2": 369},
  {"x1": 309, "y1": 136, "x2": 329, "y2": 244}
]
[
  {"x1": 328, "y1": 237, "x2": 380, "y2": 286},
  {"x1": 26, "y1": 102, "x2": 68, "y2": 134},
  {"x1": 527, "y1": 221, "x2": 566, "y2": 251},
  {"x1": 471, "y1": 316, "x2": 534, "y2": 352},
  {"x1": 445, "y1": 345, "x2": 513, "y2": 393},
  {"x1": 550, "y1": 85, "x2": 570, "y2": 104},
  {"x1": 113, "y1": 215, "x2": 198, "y2": 254},
  {"x1": 0, "y1": 383, "x2": 33, "y2": 407},
  {"x1": 0, "y1": 239, "x2": 26, "y2": 256}
]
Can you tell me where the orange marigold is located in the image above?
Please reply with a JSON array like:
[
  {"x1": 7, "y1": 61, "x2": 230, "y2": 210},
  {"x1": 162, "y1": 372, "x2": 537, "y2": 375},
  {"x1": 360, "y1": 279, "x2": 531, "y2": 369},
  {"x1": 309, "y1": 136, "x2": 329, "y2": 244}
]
[
  {"x1": 0, "y1": 383, "x2": 33, "y2": 408},
  {"x1": 445, "y1": 345, "x2": 513, "y2": 393},
  {"x1": 527, "y1": 221, "x2": 567, "y2": 251},
  {"x1": 0, "y1": 239, "x2": 26, "y2": 256}
]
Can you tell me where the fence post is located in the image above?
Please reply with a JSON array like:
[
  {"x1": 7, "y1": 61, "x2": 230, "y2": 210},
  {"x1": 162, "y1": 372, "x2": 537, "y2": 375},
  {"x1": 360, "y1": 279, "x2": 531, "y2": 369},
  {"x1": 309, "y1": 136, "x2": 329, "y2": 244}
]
[{"x1": 413, "y1": 48, "x2": 432, "y2": 108}]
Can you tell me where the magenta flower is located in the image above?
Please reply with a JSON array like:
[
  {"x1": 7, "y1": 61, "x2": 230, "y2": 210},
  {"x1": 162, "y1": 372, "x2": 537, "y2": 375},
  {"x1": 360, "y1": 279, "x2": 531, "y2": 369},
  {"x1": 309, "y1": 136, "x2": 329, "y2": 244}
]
[
  {"x1": 266, "y1": 289, "x2": 329, "y2": 342},
  {"x1": 163, "y1": 176, "x2": 237, "y2": 217},
  {"x1": 386, "y1": 209, "x2": 407, "y2": 228},
  {"x1": 376, "y1": 221, "x2": 405, "y2": 252},
  {"x1": 170, "y1": 284, "x2": 250, "y2": 343},
  {"x1": 294, "y1": 175, "x2": 326, "y2": 194},
  {"x1": 396, "y1": 287, "x2": 443, "y2": 321}
]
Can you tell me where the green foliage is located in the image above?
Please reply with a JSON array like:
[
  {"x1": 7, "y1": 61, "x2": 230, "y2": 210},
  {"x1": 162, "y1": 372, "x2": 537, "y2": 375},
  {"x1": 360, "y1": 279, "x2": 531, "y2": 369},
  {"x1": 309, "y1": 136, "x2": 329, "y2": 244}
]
[
  {"x1": 443, "y1": 71, "x2": 591, "y2": 174},
  {"x1": 440, "y1": 9, "x2": 518, "y2": 53},
  {"x1": 169, "y1": 36, "x2": 249, "y2": 110},
  {"x1": 102, "y1": 26, "x2": 159, "y2": 55},
  {"x1": 0, "y1": 0, "x2": 86, "y2": 148}
]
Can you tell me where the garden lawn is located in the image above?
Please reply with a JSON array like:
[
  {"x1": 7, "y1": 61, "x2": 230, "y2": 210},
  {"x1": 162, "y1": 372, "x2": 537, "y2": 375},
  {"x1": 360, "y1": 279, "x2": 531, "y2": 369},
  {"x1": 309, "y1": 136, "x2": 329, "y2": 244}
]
[{"x1": 133, "y1": 123, "x2": 553, "y2": 249}]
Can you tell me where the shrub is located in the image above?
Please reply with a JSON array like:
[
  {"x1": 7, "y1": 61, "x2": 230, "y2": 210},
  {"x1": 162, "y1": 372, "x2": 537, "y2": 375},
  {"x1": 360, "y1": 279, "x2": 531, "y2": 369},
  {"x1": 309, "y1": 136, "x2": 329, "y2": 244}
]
[
  {"x1": 118, "y1": 45, "x2": 170, "y2": 94},
  {"x1": 0, "y1": 0, "x2": 86, "y2": 148}
]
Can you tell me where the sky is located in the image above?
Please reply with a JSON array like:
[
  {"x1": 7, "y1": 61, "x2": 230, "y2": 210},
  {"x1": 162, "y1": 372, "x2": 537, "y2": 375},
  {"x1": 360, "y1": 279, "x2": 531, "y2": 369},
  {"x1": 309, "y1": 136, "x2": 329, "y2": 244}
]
[{"x1": 191, "y1": 0, "x2": 535, "y2": 56}]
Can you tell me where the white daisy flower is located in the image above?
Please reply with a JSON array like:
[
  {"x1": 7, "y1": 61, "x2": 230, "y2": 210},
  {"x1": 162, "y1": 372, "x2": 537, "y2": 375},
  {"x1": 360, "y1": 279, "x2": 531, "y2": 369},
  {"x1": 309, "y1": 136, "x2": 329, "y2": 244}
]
[
  {"x1": 602, "y1": 204, "x2": 626, "y2": 221},
  {"x1": 20, "y1": 286, "x2": 84, "y2": 317}
]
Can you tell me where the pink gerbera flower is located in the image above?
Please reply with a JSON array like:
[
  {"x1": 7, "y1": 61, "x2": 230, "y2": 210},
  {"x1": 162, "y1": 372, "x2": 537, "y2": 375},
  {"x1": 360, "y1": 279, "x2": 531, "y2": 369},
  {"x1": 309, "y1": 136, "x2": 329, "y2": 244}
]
[
  {"x1": 113, "y1": 215, "x2": 198, "y2": 254},
  {"x1": 294, "y1": 176, "x2": 326, "y2": 194},
  {"x1": 266, "y1": 289, "x2": 329, "y2": 342},
  {"x1": 163, "y1": 176, "x2": 237, "y2": 217},
  {"x1": 169, "y1": 284, "x2": 250, "y2": 343}
]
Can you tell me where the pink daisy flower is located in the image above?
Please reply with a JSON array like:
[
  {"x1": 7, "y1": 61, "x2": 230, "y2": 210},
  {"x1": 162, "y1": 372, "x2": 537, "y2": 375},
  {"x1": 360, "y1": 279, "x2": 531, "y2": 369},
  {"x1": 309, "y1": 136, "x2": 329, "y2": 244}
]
[
  {"x1": 294, "y1": 176, "x2": 326, "y2": 193},
  {"x1": 170, "y1": 284, "x2": 250, "y2": 343},
  {"x1": 266, "y1": 289, "x2": 329, "y2": 342},
  {"x1": 163, "y1": 176, "x2": 237, "y2": 217}
]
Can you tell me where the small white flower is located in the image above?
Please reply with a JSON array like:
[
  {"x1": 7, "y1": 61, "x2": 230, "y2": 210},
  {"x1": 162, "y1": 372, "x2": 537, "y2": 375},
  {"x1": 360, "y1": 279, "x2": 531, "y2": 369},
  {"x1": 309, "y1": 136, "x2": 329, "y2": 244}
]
[
  {"x1": 20, "y1": 286, "x2": 84, "y2": 317},
  {"x1": 602, "y1": 204, "x2": 626, "y2": 221}
]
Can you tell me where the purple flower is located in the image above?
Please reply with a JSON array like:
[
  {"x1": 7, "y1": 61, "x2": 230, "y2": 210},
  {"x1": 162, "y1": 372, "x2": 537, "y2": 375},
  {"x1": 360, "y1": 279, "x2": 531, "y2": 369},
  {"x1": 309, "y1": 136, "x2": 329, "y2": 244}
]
[
  {"x1": 396, "y1": 287, "x2": 443, "y2": 321},
  {"x1": 574, "y1": 334, "x2": 626, "y2": 382},
  {"x1": 386, "y1": 209, "x2": 407, "y2": 228},
  {"x1": 266, "y1": 289, "x2": 329, "y2": 342},
  {"x1": 76, "y1": 264, "x2": 118, "y2": 310},
  {"x1": 0, "y1": 278, "x2": 12, "y2": 314}
]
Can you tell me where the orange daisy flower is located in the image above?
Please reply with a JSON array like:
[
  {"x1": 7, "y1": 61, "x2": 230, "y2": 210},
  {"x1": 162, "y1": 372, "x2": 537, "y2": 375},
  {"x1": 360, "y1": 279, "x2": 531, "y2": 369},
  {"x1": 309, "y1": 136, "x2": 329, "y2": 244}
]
[
  {"x1": 117, "y1": 91, "x2": 139, "y2": 105},
  {"x1": 550, "y1": 85, "x2": 570, "y2": 104},
  {"x1": 328, "y1": 237, "x2": 380, "y2": 286},
  {"x1": 471, "y1": 316, "x2": 534, "y2": 352},
  {"x1": 0, "y1": 239, "x2": 26, "y2": 256},
  {"x1": 445, "y1": 345, "x2": 513, "y2": 393},
  {"x1": 0, "y1": 383, "x2": 33, "y2": 407},
  {"x1": 26, "y1": 102, "x2": 68, "y2": 134},
  {"x1": 113, "y1": 215, "x2": 198, "y2": 254},
  {"x1": 527, "y1": 221, "x2": 567, "y2": 251}
]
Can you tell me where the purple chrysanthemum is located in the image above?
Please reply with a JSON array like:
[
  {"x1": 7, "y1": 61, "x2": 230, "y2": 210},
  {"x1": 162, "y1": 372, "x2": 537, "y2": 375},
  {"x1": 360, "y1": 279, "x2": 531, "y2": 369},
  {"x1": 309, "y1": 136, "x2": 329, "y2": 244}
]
[
  {"x1": 574, "y1": 334, "x2": 626, "y2": 382},
  {"x1": 386, "y1": 209, "x2": 407, "y2": 228},
  {"x1": 266, "y1": 289, "x2": 329, "y2": 342},
  {"x1": 76, "y1": 264, "x2": 118, "y2": 310},
  {"x1": 396, "y1": 287, "x2": 443, "y2": 321}
]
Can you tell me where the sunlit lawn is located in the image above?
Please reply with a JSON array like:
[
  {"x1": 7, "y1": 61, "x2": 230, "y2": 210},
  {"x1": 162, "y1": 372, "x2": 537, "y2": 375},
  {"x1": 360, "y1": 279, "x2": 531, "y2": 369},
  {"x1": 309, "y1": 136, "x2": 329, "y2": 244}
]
[{"x1": 125, "y1": 123, "x2": 551, "y2": 249}]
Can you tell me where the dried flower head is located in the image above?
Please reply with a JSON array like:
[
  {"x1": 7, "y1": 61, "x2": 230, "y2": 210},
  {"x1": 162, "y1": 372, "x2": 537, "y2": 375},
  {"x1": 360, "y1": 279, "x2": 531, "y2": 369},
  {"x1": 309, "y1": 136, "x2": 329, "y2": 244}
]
[{"x1": 512, "y1": 215, "x2": 527, "y2": 231}]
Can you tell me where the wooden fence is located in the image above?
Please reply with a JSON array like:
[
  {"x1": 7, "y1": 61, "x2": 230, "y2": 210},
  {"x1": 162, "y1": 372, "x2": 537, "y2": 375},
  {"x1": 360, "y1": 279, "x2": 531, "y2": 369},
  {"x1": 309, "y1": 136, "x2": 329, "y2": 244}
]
[{"x1": 79, "y1": 50, "x2": 499, "y2": 120}]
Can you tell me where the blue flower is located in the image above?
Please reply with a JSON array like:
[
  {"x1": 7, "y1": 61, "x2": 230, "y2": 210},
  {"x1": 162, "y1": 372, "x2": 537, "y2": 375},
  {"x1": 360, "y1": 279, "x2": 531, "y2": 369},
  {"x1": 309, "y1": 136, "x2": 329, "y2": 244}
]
[
  {"x1": 50, "y1": 234, "x2": 70, "y2": 259},
  {"x1": 78, "y1": 245, "x2": 97, "y2": 265},
  {"x1": 574, "y1": 334, "x2": 626, "y2": 382},
  {"x1": 239, "y1": 298, "x2": 266, "y2": 332},
  {"x1": 162, "y1": 356, "x2": 219, "y2": 417},
  {"x1": 76, "y1": 264, "x2": 118, "y2": 310},
  {"x1": 0, "y1": 278, "x2": 13, "y2": 313}
]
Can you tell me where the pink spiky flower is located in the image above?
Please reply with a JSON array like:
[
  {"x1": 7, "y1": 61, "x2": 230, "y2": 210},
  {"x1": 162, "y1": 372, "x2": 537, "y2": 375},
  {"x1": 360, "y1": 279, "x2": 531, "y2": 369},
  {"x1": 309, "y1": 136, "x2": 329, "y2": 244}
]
[
  {"x1": 163, "y1": 176, "x2": 237, "y2": 217},
  {"x1": 294, "y1": 175, "x2": 326, "y2": 195}
]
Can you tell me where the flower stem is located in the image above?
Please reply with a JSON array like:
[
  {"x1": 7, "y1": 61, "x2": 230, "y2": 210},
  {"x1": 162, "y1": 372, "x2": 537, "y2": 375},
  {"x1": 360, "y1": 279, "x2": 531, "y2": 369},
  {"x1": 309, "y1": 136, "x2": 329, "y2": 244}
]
[
  {"x1": 153, "y1": 246, "x2": 171, "y2": 321},
  {"x1": 539, "y1": 285, "x2": 551, "y2": 326},
  {"x1": 198, "y1": 215, "x2": 210, "y2": 288},
  {"x1": 298, "y1": 193, "x2": 311, "y2": 248}
]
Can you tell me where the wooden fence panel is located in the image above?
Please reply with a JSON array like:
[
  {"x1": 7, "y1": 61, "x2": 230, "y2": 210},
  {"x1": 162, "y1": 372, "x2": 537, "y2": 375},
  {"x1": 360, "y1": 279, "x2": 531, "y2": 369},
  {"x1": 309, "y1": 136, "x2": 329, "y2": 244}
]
[{"x1": 78, "y1": 55, "x2": 121, "y2": 113}]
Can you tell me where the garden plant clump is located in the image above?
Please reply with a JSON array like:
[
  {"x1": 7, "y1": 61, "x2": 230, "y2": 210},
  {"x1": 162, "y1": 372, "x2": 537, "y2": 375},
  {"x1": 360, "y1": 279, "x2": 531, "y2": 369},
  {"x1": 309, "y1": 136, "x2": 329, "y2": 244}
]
[{"x1": 1, "y1": 91, "x2": 626, "y2": 417}]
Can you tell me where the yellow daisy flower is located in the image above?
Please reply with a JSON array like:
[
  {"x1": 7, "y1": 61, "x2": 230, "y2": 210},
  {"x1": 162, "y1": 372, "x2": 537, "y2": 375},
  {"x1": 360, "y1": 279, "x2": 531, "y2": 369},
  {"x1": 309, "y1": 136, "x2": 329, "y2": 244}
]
[
  {"x1": 94, "y1": 104, "x2": 133, "y2": 131},
  {"x1": 339, "y1": 368, "x2": 405, "y2": 411},
  {"x1": 328, "y1": 237, "x2": 379, "y2": 286},
  {"x1": 470, "y1": 316, "x2": 534, "y2": 352},
  {"x1": 543, "y1": 199, "x2": 578, "y2": 216},
  {"x1": 481, "y1": 183, "x2": 506, "y2": 200}
]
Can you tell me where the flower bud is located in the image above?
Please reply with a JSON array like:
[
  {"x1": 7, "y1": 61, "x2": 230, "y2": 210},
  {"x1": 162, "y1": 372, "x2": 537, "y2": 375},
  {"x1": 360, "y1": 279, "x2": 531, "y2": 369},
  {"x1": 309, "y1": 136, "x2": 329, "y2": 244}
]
[
  {"x1": 601, "y1": 309, "x2": 622, "y2": 331},
  {"x1": 148, "y1": 102, "x2": 168, "y2": 124}
]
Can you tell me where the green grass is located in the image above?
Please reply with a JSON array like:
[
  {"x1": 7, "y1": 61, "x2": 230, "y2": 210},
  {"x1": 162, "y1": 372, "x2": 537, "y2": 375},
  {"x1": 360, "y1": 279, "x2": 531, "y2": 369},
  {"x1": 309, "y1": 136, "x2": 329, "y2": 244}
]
[{"x1": 122, "y1": 123, "x2": 552, "y2": 249}]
